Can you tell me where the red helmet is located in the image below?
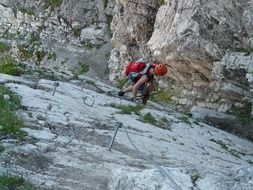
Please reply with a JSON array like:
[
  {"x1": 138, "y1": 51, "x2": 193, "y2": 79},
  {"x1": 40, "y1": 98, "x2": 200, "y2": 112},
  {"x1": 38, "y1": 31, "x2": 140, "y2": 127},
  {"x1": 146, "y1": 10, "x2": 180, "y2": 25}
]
[{"x1": 155, "y1": 64, "x2": 167, "y2": 76}]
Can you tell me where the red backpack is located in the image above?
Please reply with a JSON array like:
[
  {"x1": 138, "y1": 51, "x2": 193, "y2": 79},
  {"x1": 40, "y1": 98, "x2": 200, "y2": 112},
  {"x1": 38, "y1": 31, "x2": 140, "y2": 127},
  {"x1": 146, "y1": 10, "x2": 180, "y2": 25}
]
[{"x1": 125, "y1": 61, "x2": 150, "y2": 77}]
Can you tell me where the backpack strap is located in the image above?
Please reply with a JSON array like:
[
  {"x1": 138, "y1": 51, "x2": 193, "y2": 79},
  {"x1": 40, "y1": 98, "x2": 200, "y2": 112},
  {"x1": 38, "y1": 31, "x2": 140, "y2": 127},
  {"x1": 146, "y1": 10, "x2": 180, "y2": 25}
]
[{"x1": 139, "y1": 64, "x2": 150, "y2": 74}]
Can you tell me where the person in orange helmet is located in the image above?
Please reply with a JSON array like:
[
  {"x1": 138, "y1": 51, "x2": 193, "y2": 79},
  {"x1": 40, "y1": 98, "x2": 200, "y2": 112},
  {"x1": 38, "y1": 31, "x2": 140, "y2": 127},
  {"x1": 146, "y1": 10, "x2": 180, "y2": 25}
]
[{"x1": 118, "y1": 59, "x2": 168, "y2": 104}]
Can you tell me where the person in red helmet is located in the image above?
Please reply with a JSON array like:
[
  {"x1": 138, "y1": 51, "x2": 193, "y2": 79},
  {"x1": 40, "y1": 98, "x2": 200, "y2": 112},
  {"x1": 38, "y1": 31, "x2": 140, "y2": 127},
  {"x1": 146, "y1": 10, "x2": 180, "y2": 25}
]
[{"x1": 118, "y1": 59, "x2": 168, "y2": 104}]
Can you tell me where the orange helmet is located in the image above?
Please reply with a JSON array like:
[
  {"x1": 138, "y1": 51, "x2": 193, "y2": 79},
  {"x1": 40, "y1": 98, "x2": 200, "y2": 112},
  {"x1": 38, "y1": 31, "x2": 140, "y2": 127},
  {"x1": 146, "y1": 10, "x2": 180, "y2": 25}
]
[{"x1": 155, "y1": 64, "x2": 167, "y2": 76}]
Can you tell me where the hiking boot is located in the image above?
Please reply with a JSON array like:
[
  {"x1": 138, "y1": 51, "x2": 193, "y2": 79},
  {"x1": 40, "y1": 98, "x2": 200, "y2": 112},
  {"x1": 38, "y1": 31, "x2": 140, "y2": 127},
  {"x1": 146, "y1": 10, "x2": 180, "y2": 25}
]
[{"x1": 118, "y1": 91, "x2": 125, "y2": 96}]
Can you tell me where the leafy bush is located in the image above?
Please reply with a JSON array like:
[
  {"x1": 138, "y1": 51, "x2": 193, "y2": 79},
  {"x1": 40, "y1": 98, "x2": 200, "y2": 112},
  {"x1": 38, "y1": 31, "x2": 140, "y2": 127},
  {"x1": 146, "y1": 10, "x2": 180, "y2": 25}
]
[{"x1": 0, "y1": 56, "x2": 23, "y2": 76}]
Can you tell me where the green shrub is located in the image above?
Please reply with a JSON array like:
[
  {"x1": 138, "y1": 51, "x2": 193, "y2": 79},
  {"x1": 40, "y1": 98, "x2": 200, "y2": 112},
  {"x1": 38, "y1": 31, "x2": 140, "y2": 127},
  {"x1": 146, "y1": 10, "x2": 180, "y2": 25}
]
[
  {"x1": 109, "y1": 103, "x2": 143, "y2": 115},
  {"x1": 0, "y1": 56, "x2": 23, "y2": 76},
  {"x1": 158, "y1": 0, "x2": 165, "y2": 6},
  {"x1": 29, "y1": 32, "x2": 40, "y2": 44},
  {"x1": 78, "y1": 62, "x2": 90, "y2": 74},
  {"x1": 150, "y1": 90, "x2": 175, "y2": 104},
  {"x1": 47, "y1": 52, "x2": 57, "y2": 61},
  {"x1": 86, "y1": 80, "x2": 96, "y2": 86},
  {"x1": 106, "y1": 15, "x2": 113, "y2": 36},
  {"x1": 237, "y1": 103, "x2": 252, "y2": 125},
  {"x1": 0, "y1": 144, "x2": 5, "y2": 152},
  {"x1": 105, "y1": 52, "x2": 110, "y2": 61},
  {"x1": 73, "y1": 28, "x2": 82, "y2": 37},
  {"x1": 35, "y1": 50, "x2": 46, "y2": 63},
  {"x1": 233, "y1": 47, "x2": 253, "y2": 56},
  {"x1": 0, "y1": 111, "x2": 25, "y2": 139},
  {"x1": 0, "y1": 174, "x2": 36, "y2": 190},
  {"x1": 191, "y1": 171, "x2": 201, "y2": 185},
  {"x1": 81, "y1": 40, "x2": 96, "y2": 49},
  {"x1": 35, "y1": 69, "x2": 57, "y2": 80},
  {"x1": 142, "y1": 113, "x2": 171, "y2": 130},
  {"x1": 178, "y1": 115, "x2": 191, "y2": 124},
  {"x1": 0, "y1": 84, "x2": 25, "y2": 139},
  {"x1": 19, "y1": 7, "x2": 35, "y2": 15},
  {"x1": 18, "y1": 47, "x2": 33, "y2": 60},
  {"x1": 103, "y1": 0, "x2": 108, "y2": 8},
  {"x1": 116, "y1": 78, "x2": 128, "y2": 89},
  {"x1": 143, "y1": 112, "x2": 157, "y2": 125},
  {"x1": 49, "y1": 0, "x2": 63, "y2": 7},
  {"x1": 95, "y1": 43, "x2": 103, "y2": 49},
  {"x1": 0, "y1": 42, "x2": 11, "y2": 52},
  {"x1": 119, "y1": 104, "x2": 143, "y2": 115},
  {"x1": 0, "y1": 32, "x2": 15, "y2": 40}
]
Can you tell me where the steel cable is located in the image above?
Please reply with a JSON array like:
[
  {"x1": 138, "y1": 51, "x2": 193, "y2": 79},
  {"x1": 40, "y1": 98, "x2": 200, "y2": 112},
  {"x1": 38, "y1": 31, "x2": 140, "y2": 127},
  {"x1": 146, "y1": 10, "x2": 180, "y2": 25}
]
[{"x1": 121, "y1": 123, "x2": 183, "y2": 190}]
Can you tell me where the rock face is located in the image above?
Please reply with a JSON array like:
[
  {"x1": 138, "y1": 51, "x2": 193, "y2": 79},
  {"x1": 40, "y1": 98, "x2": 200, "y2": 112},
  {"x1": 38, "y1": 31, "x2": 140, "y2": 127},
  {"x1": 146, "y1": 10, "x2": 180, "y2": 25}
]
[
  {"x1": 0, "y1": 73, "x2": 253, "y2": 190},
  {"x1": 0, "y1": 0, "x2": 113, "y2": 81},
  {"x1": 110, "y1": 0, "x2": 253, "y2": 137},
  {"x1": 0, "y1": 0, "x2": 252, "y2": 137}
]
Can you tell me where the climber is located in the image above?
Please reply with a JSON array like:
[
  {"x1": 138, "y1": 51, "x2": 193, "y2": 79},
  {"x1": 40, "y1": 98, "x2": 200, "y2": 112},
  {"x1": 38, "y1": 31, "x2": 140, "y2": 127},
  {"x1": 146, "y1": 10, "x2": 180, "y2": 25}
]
[{"x1": 118, "y1": 58, "x2": 168, "y2": 104}]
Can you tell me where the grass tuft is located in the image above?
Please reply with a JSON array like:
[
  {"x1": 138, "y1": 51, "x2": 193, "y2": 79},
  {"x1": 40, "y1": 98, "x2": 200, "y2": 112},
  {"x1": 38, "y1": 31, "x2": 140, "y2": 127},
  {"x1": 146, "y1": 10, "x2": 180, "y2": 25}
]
[
  {"x1": 0, "y1": 56, "x2": 23, "y2": 76},
  {"x1": 48, "y1": 0, "x2": 63, "y2": 7},
  {"x1": 0, "y1": 144, "x2": 5, "y2": 152},
  {"x1": 18, "y1": 47, "x2": 33, "y2": 60},
  {"x1": 19, "y1": 7, "x2": 35, "y2": 15},
  {"x1": 150, "y1": 90, "x2": 175, "y2": 104},
  {"x1": 0, "y1": 84, "x2": 25, "y2": 139},
  {"x1": 158, "y1": 0, "x2": 165, "y2": 6},
  {"x1": 47, "y1": 53, "x2": 57, "y2": 61},
  {"x1": 108, "y1": 103, "x2": 144, "y2": 115},
  {"x1": 116, "y1": 78, "x2": 128, "y2": 89},
  {"x1": 0, "y1": 42, "x2": 11, "y2": 52},
  {"x1": 75, "y1": 62, "x2": 90, "y2": 75},
  {"x1": 0, "y1": 174, "x2": 36, "y2": 190},
  {"x1": 143, "y1": 112, "x2": 157, "y2": 125}
]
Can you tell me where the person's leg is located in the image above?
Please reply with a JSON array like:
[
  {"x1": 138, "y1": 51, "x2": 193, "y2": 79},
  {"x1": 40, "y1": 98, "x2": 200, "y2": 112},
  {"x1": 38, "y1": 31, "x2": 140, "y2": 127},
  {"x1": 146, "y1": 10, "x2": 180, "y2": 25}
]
[{"x1": 141, "y1": 81, "x2": 156, "y2": 104}]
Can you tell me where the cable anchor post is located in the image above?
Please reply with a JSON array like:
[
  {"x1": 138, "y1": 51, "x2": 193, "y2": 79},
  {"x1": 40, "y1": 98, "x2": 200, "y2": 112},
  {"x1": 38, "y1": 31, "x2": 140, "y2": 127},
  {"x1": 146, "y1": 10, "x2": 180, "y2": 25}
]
[
  {"x1": 52, "y1": 82, "x2": 59, "y2": 96},
  {"x1": 108, "y1": 122, "x2": 122, "y2": 151}
]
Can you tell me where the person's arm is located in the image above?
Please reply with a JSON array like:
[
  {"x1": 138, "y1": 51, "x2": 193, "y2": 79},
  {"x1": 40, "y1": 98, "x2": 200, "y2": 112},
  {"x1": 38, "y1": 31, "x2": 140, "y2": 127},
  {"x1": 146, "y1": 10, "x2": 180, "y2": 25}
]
[{"x1": 132, "y1": 75, "x2": 148, "y2": 100}]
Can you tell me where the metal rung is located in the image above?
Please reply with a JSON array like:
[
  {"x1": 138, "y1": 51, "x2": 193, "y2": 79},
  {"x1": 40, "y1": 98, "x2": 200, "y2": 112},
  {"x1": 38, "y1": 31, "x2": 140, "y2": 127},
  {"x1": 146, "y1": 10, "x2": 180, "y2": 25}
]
[{"x1": 83, "y1": 95, "x2": 95, "y2": 107}]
